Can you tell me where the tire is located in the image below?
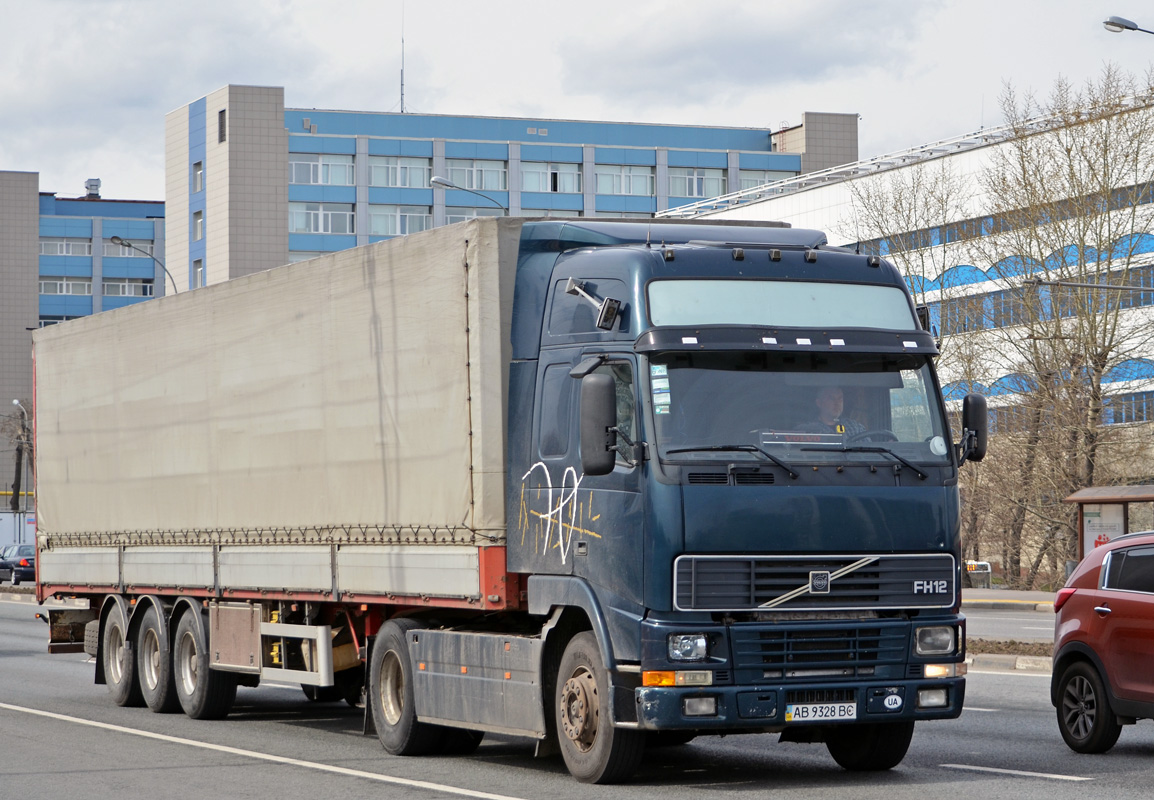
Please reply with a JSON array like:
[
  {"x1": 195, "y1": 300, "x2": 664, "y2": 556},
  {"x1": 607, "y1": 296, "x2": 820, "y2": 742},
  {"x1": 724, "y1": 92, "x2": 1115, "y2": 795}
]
[
  {"x1": 173, "y1": 610, "x2": 237, "y2": 720},
  {"x1": 369, "y1": 618, "x2": 440, "y2": 756},
  {"x1": 555, "y1": 631, "x2": 645, "y2": 784},
  {"x1": 1057, "y1": 661, "x2": 1123, "y2": 753},
  {"x1": 137, "y1": 605, "x2": 180, "y2": 713},
  {"x1": 102, "y1": 603, "x2": 144, "y2": 707},
  {"x1": 11, "y1": 570, "x2": 20, "y2": 586},
  {"x1": 825, "y1": 721, "x2": 914, "y2": 771}
]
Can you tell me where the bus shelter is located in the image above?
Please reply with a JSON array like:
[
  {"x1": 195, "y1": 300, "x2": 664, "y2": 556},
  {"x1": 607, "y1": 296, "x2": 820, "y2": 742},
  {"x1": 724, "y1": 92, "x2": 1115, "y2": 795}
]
[{"x1": 1063, "y1": 485, "x2": 1154, "y2": 559}]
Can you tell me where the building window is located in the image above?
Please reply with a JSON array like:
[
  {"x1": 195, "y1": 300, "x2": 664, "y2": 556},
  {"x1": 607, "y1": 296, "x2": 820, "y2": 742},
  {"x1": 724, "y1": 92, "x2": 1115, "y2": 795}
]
[
  {"x1": 39, "y1": 237, "x2": 92, "y2": 256},
  {"x1": 445, "y1": 207, "x2": 505, "y2": 225},
  {"x1": 193, "y1": 211, "x2": 204, "y2": 241},
  {"x1": 39, "y1": 277, "x2": 92, "y2": 295},
  {"x1": 103, "y1": 278, "x2": 154, "y2": 297},
  {"x1": 192, "y1": 161, "x2": 204, "y2": 193},
  {"x1": 668, "y1": 167, "x2": 727, "y2": 198},
  {"x1": 594, "y1": 164, "x2": 655, "y2": 196},
  {"x1": 192, "y1": 259, "x2": 205, "y2": 288},
  {"x1": 368, "y1": 156, "x2": 431, "y2": 188},
  {"x1": 39, "y1": 315, "x2": 81, "y2": 327},
  {"x1": 103, "y1": 240, "x2": 155, "y2": 257},
  {"x1": 1107, "y1": 391, "x2": 1154, "y2": 425},
  {"x1": 941, "y1": 294, "x2": 987, "y2": 335},
  {"x1": 289, "y1": 154, "x2": 356, "y2": 186},
  {"x1": 368, "y1": 204, "x2": 432, "y2": 236},
  {"x1": 289, "y1": 202, "x2": 355, "y2": 234},
  {"x1": 988, "y1": 288, "x2": 1028, "y2": 328},
  {"x1": 522, "y1": 162, "x2": 581, "y2": 193},
  {"x1": 218, "y1": 109, "x2": 227, "y2": 143},
  {"x1": 446, "y1": 159, "x2": 507, "y2": 191},
  {"x1": 739, "y1": 169, "x2": 794, "y2": 190}
]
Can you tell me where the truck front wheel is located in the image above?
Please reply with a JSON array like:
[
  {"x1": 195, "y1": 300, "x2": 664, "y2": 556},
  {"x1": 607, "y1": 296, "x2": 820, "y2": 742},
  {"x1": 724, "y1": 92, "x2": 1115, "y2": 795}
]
[
  {"x1": 173, "y1": 611, "x2": 237, "y2": 720},
  {"x1": 825, "y1": 720, "x2": 914, "y2": 770},
  {"x1": 369, "y1": 618, "x2": 439, "y2": 755},
  {"x1": 555, "y1": 632, "x2": 645, "y2": 783}
]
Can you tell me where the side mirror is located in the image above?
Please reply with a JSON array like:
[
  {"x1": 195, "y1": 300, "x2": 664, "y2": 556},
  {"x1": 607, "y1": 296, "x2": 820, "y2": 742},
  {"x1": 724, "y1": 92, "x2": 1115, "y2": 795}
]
[
  {"x1": 958, "y1": 393, "x2": 988, "y2": 463},
  {"x1": 580, "y1": 373, "x2": 617, "y2": 476}
]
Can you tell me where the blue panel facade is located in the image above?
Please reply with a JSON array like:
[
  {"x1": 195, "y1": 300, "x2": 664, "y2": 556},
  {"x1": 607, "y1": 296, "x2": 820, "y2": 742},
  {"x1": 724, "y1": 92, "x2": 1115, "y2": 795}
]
[
  {"x1": 288, "y1": 135, "x2": 357, "y2": 154},
  {"x1": 39, "y1": 258, "x2": 93, "y2": 277},
  {"x1": 288, "y1": 185, "x2": 358, "y2": 203},
  {"x1": 189, "y1": 97, "x2": 207, "y2": 291},
  {"x1": 519, "y1": 145, "x2": 584, "y2": 163},
  {"x1": 288, "y1": 233, "x2": 357, "y2": 251},
  {"x1": 102, "y1": 260, "x2": 158, "y2": 279},
  {"x1": 39, "y1": 296, "x2": 93, "y2": 316},
  {"x1": 39, "y1": 218, "x2": 93, "y2": 237},
  {"x1": 521, "y1": 193, "x2": 583, "y2": 211},
  {"x1": 444, "y1": 141, "x2": 510, "y2": 160},
  {"x1": 594, "y1": 148, "x2": 658, "y2": 166},
  {"x1": 666, "y1": 151, "x2": 729, "y2": 169},
  {"x1": 367, "y1": 187, "x2": 434, "y2": 205}
]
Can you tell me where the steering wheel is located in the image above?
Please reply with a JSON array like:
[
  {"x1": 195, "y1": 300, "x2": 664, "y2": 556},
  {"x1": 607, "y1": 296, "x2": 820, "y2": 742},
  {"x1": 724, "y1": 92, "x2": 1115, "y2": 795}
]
[{"x1": 847, "y1": 429, "x2": 898, "y2": 443}]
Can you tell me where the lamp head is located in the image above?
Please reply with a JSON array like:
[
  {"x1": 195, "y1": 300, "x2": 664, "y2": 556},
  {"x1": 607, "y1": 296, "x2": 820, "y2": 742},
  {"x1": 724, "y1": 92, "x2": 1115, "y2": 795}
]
[{"x1": 1104, "y1": 16, "x2": 1137, "y2": 32}]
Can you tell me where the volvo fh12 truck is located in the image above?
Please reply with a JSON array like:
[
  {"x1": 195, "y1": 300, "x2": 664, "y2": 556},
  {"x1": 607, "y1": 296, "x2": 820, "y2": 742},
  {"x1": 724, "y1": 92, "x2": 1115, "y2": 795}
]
[{"x1": 35, "y1": 217, "x2": 986, "y2": 783}]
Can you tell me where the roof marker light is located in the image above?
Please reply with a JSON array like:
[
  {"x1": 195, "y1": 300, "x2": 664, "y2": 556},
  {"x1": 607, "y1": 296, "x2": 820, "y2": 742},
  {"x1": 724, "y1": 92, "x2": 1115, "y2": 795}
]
[
  {"x1": 867, "y1": 255, "x2": 881, "y2": 268},
  {"x1": 769, "y1": 249, "x2": 782, "y2": 262}
]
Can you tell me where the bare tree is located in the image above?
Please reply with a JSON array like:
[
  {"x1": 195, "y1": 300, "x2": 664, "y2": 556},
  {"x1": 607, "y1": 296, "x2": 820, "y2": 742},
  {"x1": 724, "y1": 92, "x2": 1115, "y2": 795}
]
[{"x1": 846, "y1": 65, "x2": 1154, "y2": 587}]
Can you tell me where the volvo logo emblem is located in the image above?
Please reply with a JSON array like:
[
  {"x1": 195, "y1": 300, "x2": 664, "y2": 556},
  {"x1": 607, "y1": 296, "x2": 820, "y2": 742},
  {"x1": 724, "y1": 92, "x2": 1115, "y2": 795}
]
[{"x1": 809, "y1": 570, "x2": 832, "y2": 594}]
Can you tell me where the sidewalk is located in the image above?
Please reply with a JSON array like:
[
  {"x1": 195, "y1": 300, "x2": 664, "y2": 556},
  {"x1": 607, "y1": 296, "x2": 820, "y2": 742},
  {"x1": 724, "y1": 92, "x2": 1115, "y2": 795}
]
[{"x1": 961, "y1": 587, "x2": 1055, "y2": 612}]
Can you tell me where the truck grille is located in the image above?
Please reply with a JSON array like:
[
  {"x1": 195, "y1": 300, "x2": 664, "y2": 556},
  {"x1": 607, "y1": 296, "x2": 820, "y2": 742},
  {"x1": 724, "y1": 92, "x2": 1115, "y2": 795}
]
[
  {"x1": 674, "y1": 554, "x2": 955, "y2": 611},
  {"x1": 733, "y1": 624, "x2": 908, "y2": 683}
]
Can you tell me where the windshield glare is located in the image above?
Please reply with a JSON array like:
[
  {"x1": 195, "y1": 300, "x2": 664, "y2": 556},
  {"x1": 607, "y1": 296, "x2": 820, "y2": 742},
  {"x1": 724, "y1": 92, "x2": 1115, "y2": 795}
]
[{"x1": 651, "y1": 352, "x2": 951, "y2": 465}]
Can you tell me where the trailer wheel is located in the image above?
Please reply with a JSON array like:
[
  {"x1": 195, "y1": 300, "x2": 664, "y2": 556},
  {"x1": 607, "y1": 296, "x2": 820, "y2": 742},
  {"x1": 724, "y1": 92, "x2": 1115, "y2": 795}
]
[
  {"x1": 369, "y1": 618, "x2": 439, "y2": 755},
  {"x1": 173, "y1": 610, "x2": 237, "y2": 720},
  {"x1": 137, "y1": 605, "x2": 180, "y2": 713},
  {"x1": 555, "y1": 632, "x2": 645, "y2": 784},
  {"x1": 102, "y1": 603, "x2": 144, "y2": 707},
  {"x1": 825, "y1": 720, "x2": 915, "y2": 770}
]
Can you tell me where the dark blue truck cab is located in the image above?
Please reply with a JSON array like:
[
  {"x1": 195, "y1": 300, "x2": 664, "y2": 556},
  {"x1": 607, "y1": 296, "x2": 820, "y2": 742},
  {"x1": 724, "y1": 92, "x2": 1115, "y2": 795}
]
[{"x1": 503, "y1": 219, "x2": 986, "y2": 781}]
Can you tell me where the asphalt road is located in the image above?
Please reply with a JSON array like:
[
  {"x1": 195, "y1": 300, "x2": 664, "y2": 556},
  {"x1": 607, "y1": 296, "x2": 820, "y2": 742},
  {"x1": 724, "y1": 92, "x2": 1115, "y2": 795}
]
[
  {"x1": 964, "y1": 607, "x2": 1056, "y2": 643},
  {"x1": 4, "y1": 599, "x2": 1154, "y2": 800}
]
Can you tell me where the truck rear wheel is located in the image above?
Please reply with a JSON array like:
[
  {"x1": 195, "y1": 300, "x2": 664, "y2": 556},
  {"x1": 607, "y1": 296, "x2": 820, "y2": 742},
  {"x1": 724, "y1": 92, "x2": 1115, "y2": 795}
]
[
  {"x1": 102, "y1": 603, "x2": 144, "y2": 707},
  {"x1": 555, "y1": 632, "x2": 645, "y2": 784},
  {"x1": 173, "y1": 610, "x2": 237, "y2": 720},
  {"x1": 825, "y1": 720, "x2": 914, "y2": 770},
  {"x1": 137, "y1": 605, "x2": 180, "y2": 713},
  {"x1": 369, "y1": 618, "x2": 440, "y2": 755}
]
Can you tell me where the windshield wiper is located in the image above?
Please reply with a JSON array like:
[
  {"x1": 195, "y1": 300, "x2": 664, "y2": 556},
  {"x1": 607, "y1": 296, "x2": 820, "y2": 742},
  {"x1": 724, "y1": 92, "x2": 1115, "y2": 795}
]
[
  {"x1": 800, "y1": 444, "x2": 927, "y2": 480},
  {"x1": 665, "y1": 444, "x2": 798, "y2": 479}
]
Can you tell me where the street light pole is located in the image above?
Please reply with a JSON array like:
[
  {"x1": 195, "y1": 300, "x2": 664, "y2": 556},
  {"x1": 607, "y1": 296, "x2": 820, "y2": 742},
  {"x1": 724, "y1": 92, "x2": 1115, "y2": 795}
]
[
  {"x1": 1103, "y1": 15, "x2": 1154, "y2": 35},
  {"x1": 10, "y1": 399, "x2": 29, "y2": 516},
  {"x1": 430, "y1": 176, "x2": 507, "y2": 212},
  {"x1": 109, "y1": 235, "x2": 179, "y2": 295}
]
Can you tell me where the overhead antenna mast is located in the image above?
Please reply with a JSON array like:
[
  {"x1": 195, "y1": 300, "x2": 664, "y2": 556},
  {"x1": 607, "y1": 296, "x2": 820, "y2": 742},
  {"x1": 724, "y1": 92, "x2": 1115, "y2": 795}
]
[{"x1": 400, "y1": 1, "x2": 406, "y2": 113}]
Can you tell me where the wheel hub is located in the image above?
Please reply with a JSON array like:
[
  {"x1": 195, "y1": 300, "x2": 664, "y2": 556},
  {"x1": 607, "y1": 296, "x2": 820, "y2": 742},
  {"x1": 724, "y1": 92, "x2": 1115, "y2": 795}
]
[{"x1": 560, "y1": 669, "x2": 599, "y2": 750}]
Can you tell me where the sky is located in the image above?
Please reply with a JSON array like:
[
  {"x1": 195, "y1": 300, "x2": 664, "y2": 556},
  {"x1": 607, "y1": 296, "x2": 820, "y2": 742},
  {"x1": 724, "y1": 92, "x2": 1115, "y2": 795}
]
[{"x1": 3, "y1": 0, "x2": 1153, "y2": 201}]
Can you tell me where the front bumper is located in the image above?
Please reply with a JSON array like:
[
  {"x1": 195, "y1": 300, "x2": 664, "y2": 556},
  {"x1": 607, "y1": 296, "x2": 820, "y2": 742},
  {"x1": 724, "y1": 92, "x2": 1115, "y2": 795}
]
[{"x1": 634, "y1": 677, "x2": 965, "y2": 731}]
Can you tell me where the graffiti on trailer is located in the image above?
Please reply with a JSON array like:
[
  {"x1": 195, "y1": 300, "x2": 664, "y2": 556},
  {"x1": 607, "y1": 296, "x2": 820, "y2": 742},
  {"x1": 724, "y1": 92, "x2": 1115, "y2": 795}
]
[{"x1": 519, "y1": 461, "x2": 601, "y2": 565}]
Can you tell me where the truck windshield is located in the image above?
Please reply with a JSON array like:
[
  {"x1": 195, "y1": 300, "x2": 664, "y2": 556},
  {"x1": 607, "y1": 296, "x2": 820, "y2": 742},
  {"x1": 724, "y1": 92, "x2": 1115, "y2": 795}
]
[{"x1": 650, "y1": 351, "x2": 951, "y2": 466}]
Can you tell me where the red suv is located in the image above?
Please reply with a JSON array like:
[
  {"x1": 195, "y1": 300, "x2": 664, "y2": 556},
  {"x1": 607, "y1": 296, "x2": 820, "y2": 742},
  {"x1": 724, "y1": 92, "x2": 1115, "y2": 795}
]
[{"x1": 1052, "y1": 531, "x2": 1154, "y2": 752}]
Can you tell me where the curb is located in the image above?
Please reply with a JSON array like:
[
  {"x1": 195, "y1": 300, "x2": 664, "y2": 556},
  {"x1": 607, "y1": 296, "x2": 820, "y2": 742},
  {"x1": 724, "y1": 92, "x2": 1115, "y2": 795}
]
[
  {"x1": 962, "y1": 600, "x2": 1053, "y2": 613},
  {"x1": 966, "y1": 653, "x2": 1052, "y2": 674}
]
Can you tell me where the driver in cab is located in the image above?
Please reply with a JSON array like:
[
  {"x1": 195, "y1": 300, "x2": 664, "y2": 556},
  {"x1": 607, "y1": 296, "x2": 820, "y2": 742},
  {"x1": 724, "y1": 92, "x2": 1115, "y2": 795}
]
[{"x1": 800, "y1": 386, "x2": 865, "y2": 438}]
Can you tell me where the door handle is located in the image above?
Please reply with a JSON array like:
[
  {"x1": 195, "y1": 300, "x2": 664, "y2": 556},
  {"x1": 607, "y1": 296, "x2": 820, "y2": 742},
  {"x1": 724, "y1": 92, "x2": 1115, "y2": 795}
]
[{"x1": 1093, "y1": 606, "x2": 1112, "y2": 615}]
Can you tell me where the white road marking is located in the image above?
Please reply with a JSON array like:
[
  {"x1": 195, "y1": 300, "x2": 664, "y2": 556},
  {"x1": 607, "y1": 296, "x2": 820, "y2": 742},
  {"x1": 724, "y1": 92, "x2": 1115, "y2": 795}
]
[
  {"x1": 966, "y1": 669, "x2": 1051, "y2": 677},
  {"x1": 0, "y1": 702, "x2": 528, "y2": 800},
  {"x1": 941, "y1": 764, "x2": 1091, "y2": 781},
  {"x1": 962, "y1": 706, "x2": 998, "y2": 712}
]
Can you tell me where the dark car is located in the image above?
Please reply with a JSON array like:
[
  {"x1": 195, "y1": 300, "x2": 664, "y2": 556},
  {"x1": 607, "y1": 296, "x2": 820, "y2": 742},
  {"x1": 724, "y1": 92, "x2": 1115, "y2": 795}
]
[
  {"x1": 1052, "y1": 531, "x2": 1154, "y2": 753},
  {"x1": 0, "y1": 543, "x2": 34, "y2": 585}
]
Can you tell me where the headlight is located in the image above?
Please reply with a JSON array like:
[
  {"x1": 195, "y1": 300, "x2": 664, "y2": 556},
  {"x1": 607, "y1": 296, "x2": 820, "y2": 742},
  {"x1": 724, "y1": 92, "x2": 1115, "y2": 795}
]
[
  {"x1": 667, "y1": 633, "x2": 708, "y2": 661},
  {"x1": 915, "y1": 626, "x2": 955, "y2": 656}
]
